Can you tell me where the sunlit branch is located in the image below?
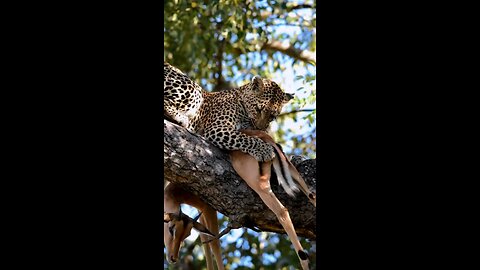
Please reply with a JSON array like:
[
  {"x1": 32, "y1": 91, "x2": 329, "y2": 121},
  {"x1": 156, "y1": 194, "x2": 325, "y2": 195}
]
[
  {"x1": 262, "y1": 41, "x2": 316, "y2": 64},
  {"x1": 229, "y1": 41, "x2": 316, "y2": 64}
]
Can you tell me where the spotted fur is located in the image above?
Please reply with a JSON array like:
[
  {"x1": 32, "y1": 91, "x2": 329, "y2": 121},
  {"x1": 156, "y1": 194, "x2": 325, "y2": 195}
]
[{"x1": 164, "y1": 62, "x2": 293, "y2": 162}]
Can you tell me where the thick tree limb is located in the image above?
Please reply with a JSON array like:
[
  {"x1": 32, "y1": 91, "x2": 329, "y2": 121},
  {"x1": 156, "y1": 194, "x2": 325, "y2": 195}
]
[{"x1": 164, "y1": 120, "x2": 316, "y2": 240}]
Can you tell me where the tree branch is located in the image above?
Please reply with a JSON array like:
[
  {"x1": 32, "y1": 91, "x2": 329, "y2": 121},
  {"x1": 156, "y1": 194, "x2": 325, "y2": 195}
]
[
  {"x1": 163, "y1": 120, "x2": 317, "y2": 240},
  {"x1": 259, "y1": 4, "x2": 315, "y2": 20},
  {"x1": 278, "y1": 109, "x2": 315, "y2": 118},
  {"x1": 229, "y1": 40, "x2": 316, "y2": 64},
  {"x1": 262, "y1": 41, "x2": 316, "y2": 64},
  {"x1": 287, "y1": 4, "x2": 315, "y2": 11}
]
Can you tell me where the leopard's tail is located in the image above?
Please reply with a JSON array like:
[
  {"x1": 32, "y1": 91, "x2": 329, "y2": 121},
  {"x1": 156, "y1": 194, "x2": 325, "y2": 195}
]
[{"x1": 271, "y1": 144, "x2": 300, "y2": 197}]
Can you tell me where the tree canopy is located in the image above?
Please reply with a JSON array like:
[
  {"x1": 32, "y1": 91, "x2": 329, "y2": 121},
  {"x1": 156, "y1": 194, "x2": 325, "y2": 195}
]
[{"x1": 164, "y1": 0, "x2": 316, "y2": 269}]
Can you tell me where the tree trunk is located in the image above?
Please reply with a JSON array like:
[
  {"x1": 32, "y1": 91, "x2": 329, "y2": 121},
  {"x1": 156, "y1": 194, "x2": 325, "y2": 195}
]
[{"x1": 163, "y1": 120, "x2": 317, "y2": 240}]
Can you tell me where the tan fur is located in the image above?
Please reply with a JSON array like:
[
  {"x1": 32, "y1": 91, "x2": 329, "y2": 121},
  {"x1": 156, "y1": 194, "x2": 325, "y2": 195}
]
[
  {"x1": 238, "y1": 129, "x2": 316, "y2": 207},
  {"x1": 164, "y1": 183, "x2": 224, "y2": 270},
  {"x1": 229, "y1": 129, "x2": 316, "y2": 270}
]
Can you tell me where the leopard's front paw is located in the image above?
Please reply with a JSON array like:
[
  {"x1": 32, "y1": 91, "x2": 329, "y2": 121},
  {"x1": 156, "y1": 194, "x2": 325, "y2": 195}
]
[{"x1": 251, "y1": 143, "x2": 275, "y2": 162}]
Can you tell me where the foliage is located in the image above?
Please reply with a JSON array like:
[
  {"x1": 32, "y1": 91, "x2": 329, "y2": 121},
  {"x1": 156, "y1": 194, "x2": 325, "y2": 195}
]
[{"x1": 164, "y1": 0, "x2": 316, "y2": 269}]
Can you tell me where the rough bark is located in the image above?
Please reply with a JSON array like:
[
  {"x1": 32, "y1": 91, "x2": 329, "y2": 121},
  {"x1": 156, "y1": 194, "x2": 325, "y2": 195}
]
[{"x1": 163, "y1": 120, "x2": 317, "y2": 240}]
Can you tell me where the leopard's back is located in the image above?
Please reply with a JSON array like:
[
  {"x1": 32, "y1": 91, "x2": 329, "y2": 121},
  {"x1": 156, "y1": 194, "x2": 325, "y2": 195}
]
[{"x1": 164, "y1": 62, "x2": 205, "y2": 130}]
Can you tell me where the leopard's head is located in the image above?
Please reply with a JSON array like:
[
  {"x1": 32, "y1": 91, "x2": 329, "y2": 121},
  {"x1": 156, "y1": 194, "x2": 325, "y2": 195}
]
[{"x1": 242, "y1": 76, "x2": 294, "y2": 130}]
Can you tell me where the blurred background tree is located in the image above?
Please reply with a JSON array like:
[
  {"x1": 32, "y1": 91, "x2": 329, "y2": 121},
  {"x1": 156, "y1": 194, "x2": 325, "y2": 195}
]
[{"x1": 164, "y1": 0, "x2": 316, "y2": 269}]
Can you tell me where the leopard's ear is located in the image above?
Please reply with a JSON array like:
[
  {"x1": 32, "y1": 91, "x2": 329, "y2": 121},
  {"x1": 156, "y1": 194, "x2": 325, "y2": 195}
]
[{"x1": 251, "y1": 76, "x2": 264, "y2": 95}]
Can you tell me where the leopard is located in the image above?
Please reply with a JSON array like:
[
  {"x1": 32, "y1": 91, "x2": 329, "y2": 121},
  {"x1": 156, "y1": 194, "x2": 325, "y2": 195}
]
[{"x1": 164, "y1": 62, "x2": 294, "y2": 162}]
